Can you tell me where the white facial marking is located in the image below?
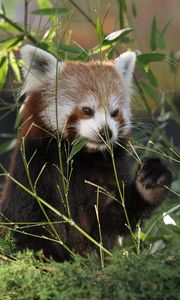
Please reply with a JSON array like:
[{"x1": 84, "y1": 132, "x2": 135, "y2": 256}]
[
  {"x1": 77, "y1": 107, "x2": 120, "y2": 150},
  {"x1": 40, "y1": 98, "x2": 75, "y2": 132},
  {"x1": 20, "y1": 46, "x2": 135, "y2": 151}
]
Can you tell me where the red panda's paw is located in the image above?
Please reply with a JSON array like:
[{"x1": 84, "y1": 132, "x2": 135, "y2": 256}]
[{"x1": 135, "y1": 157, "x2": 172, "y2": 205}]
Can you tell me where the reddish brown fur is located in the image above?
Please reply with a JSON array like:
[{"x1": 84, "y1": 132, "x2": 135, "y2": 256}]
[
  {"x1": 19, "y1": 91, "x2": 48, "y2": 139},
  {"x1": 59, "y1": 61, "x2": 126, "y2": 108},
  {"x1": 0, "y1": 145, "x2": 19, "y2": 210},
  {"x1": 65, "y1": 108, "x2": 93, "y2": 140}
]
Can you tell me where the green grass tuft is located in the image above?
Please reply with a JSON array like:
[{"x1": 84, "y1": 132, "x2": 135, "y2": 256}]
[{"x1": 0, "y1": 250, "x2": 179, "y2": 300}]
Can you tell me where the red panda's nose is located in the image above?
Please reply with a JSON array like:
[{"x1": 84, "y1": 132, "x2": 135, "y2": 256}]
[{"x1": 99, "y1": 127, "x2": 112, "y2": 140}]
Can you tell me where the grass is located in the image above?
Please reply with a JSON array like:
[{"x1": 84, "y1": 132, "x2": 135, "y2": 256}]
[
  {"x1": 0, "y1": 249, "x2": 179, "y2": 300},
  {"x1": 0, "y1": 0, "x2": 180, "y2": 299}
]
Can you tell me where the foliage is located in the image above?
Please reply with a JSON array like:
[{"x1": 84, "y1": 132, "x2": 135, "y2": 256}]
[
  {"x1": 0, "y1": 1, "x2": 179, "y2": 296},
  {"x1": 0, "y1": 250, "x2": 179, "y2": 300}
]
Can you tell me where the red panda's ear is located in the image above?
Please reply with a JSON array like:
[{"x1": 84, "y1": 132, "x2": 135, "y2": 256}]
[
  {"x1": 114, "y1": 51, "x2": 136, "y2": 88},
  {"x1": 20, "y1": 44, "x2": 64, "y2": 94}
]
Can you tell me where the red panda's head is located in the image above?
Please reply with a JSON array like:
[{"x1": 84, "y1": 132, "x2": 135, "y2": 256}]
[{"x1": 20, "y1": 45, "x2": 136, "y2": 151}]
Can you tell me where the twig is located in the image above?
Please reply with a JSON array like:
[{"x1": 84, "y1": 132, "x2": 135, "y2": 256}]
[
  {"x1": 0, "y1": 13, "x2": 37, "y2": 44},
  {"x1": 68, "y1": 0, "x2": 96, "y2": 28},
  {"x1": 24, "y1": 0, "x2": 29, "y2": 33}
]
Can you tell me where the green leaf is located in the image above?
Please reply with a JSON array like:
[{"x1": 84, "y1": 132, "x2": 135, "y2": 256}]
[
  {"x1": 9, "y1": 51, "x2": 21, "y2": 82},
  {"x1": 42, "y1": 28, "x2": 55, "y2": 42},
  {"x1": 150, "y1": 17, "x2": 157, "y2": 51},
  {"x1": 150, "y1": 17, "x2": 172, "y2": 51},
  {"x1": 35, "y1": 0, "x2": 57, "y2": 26},
  {"x1": 96, "y1": 18, "x2": 104, "y2": 44},
  {"x1": 89, "y1": 44, "x2": 112, "y2": 55},
  {"x1": 156, "y1": 32, "x2": 166, "y2": 50},
  {"x1": 31, "y1": 7, "x2": 70, "y2": 16},
  {"x1": 140, "y1": 82, "x2": 161, "y2": 108},
  {"x1": 157, "y1": 18, "x2": 172, "y2": 49},
  {"x1": 137, "y1": 53, "x2": 166, "y2": 64},
  {"x1": 104, "y1": 28, "x2": 133, "y2": 43},
  {"x1": 117, "y1": 0, "x2": 126, "y2": 28},
  {"x1": 0, "y1": 56, "x2": 8, "y2": 90},
  {"x1": 0, "y1": 36, "x2": 22, "y2": 51},
  {"x1": 145, "y1": 68, "x2": 158, "y2": 87},
  {"x1": 69, "y1": 137, "x2": 87, "y2": 160},
  {"x1": 36, "y1": 0, "x2": 53, "y2": 9},
  {"x1": 0, "y1": 21, "x2": 19, "y2": 33},
  {"x1": 0, "y1": 237, "x2": 13, "y2": 255},
  {"x1": 0, "y1": 139, "x2": 15, "y2": 155},
  {"x1": 172, "y1": 180, "x2": 180, "y2": 193},
  {"x1": 57, "y1": 43, "x2": 85, "y2": 55},
  {"x1": 131, "y1": 2, "x2": 137, "y2": 17}
]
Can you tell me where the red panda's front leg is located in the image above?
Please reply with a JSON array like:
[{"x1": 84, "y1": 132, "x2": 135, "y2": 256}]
[
  {"x1": 99, "y1": 157, "x2": 172, "y2": 248},
  {"x1": 134, "y1": 157, "x2": 172, "y2": 206},
  {"x1": 121, "y1": 157, "x2": 172, "y2": 231}
]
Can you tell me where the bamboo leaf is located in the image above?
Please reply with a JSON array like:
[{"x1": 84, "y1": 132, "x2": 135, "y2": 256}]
[
  {"x1": 150, "y1": 17, "x2": 157, "y2": 51},
  {"x1": 96, "y1": 18, "x2": 104, "y2": 44},
  {"x1": 104, "y1": 28, "x2": 133, "y2": 43},
  {"x1": 31, "y1": 7, "x2": 70, "y2": 16},
  {"x1": 9, "y1": 51, "x2": 21, "y2": 82},
  {"x1": 145, "y1": 68, "x2": 158, "y2": 87},
  {"x1": 36, "y1": 0, "x2": 53, "y2": 9},
  {"x1": 137, "y1": 53, "x2": 166, "y2": 64},
  {"x1": 0, "y1": 139, "x2": 16, "y2": 155},
  {"x1": 89, "y1": 44, "x2": 112, "y2": 55},
  {"x1": 57, "y1": 43, "x2": 85, "y2": 54},
  {"x1": 157, "y1": 18, "x2": 172, "y2": 49},
  {"x1": 69, "y1": 137, "x2": 87, "y2": 160},
  {"x1": 0, "y1": 36, "x2": 22, "y2": 51},
  {"x1": 132, "y1": 2, "x2": 137, "y2": 17},
  {"x1": 0, "y1": 20, "x2": 19, "y2": 33},
  {"x1": 0, "y1": 56, "x2": 8, "y2": 89},
  {"x1": 140, "y1": 82, "x2": 161, "y2": 108}
]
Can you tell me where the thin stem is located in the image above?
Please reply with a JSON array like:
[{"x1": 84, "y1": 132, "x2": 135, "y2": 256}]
[
  {"x1": 24, "y1": 0, "x2": 29, "y2": 33},
  {"x1": 68, "y1": 0, "x2": 96, "y2": 28},
  {"x1": 110, "y1": 150, "x2": 138, "y2": 251},
  {"x1": 95, "y1": 187, "x2": 104, "y2": 269},
  {"x1": 2, "y1": 171, "x2": 112, "y2": 257},
  {"x1": 0, "y1": 13, "x2": 37, "y2": 43}
]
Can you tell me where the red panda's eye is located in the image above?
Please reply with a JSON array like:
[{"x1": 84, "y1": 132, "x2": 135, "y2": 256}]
[
  {"x1": 82, "y1": 107, "x2": 94, "y2": 117},
  {"x1": 111, "y1": 109, "x2": 119, "y2": 118}
]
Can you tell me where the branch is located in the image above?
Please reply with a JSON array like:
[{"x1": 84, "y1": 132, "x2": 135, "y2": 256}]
[
  {"x1": 0, "y1": 13, "x2": 37, "y2": 44},
  {"x1": 68, "y1": 0, "x2": 96, "y2": 28}
]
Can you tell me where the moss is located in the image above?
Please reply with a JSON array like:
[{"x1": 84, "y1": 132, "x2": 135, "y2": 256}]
[{"x1": 0, "y1": 250, "x2": 179, "y2": 300}]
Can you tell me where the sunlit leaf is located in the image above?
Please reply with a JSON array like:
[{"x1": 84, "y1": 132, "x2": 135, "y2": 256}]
[
  {"x1": 105, "y1": 28, "x2": 133, "y2": 43},
  {"x1": 42, "y1": 28, "x2": 55, "y2": 42},
  {"x1": 163, "y1": 213, "x2": 176, "y2": 226},
  {"x1": 0, "y1": 36, "x2": 22, "y2": 51},
  {"x1": 36, "y1": 0, "x2": 53, "y2": 9},
  {"x1": 0, "y1": 21, "x2": 19, "y2": 33},
  {"x1": 31, "y1": 7, "x2": 70, "y2": 16},
  {"x1": 89, "y1": 44, "x2": 112, "y2": 55},
  {"x1": 0, "y1": 56, "x2": 8, "y2": 89},
  {"x1": 69, "y1": 137, "x2": 87, "y2": 160},
  {"x1": 9, "y1": 51, "x2": 21, "y2": 82},
  {"x1": 96, "y1": 17, "x2": 104, "y2": 43}
]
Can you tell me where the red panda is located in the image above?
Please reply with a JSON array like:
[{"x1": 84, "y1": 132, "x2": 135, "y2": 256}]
[{"x1": 0, "y1": 45, "x2": 172, "y2": 261}]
